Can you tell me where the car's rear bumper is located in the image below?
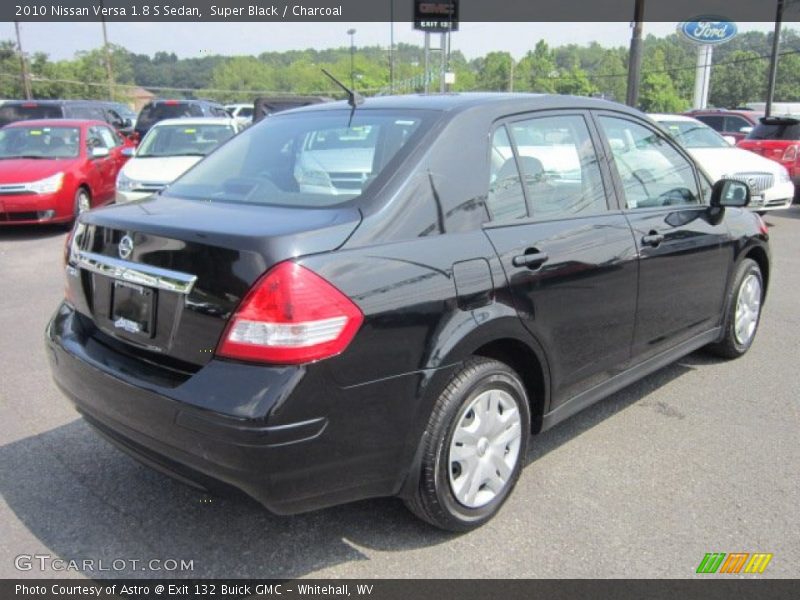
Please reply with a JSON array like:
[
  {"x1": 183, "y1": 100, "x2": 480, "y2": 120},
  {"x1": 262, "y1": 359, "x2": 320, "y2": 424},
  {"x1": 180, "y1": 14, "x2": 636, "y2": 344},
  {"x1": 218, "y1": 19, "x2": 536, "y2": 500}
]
[{"x1": 46, "y1": 302, "x2": 434, "y2": 514}]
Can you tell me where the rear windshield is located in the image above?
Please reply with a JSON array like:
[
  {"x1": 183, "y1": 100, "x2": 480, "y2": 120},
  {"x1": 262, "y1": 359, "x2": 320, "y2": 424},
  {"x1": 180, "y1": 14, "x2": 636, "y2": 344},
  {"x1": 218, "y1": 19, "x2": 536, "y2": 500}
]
[
  {"x1": 166, "y1": 109, "x2": 435, "y2": 208},
  {"x1": 136, "y1": 103, "x2": 204, "y2": 130},
  {"x1": 747, "y1": 120, "x2": 800, "y2": 141},
  {"x1": 0, "y1": 104, "x2": 64, "y2": 127},
  {"x1": 0, "y1": 125, "x2": 80, "y2": 159},
  {"x1": 137, "y1": 123, "x2": 237, "y2": 157}
]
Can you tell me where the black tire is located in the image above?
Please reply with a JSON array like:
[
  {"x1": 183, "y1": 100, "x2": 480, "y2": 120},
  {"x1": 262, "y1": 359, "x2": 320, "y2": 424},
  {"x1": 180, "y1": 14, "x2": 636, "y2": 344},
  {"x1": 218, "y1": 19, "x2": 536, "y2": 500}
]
[
  {"x1": 404, "y1": 357, "x2": 530, "y2": 532},
  {"x1": 706, "y1": 258, "x2": 763, "y2": 359}
]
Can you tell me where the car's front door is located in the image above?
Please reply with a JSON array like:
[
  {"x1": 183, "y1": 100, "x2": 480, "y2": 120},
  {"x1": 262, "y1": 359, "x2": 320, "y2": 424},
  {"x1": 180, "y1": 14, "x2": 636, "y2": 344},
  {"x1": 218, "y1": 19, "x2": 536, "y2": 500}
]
[
  {"x1": 86, "y1": 125, "x2": 116, "y2": 202},
  {"x1": 594, "y1": 113, "x2": 730, "y2": 364},
  {"x1": 482, "y1": 111, "x2": 639, "y2": 407}
]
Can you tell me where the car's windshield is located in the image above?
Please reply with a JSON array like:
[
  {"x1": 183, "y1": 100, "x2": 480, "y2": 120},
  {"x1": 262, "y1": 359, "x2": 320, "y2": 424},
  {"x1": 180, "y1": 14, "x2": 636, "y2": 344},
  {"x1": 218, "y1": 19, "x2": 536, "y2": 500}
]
[
  {"x1": 0, "y1": 104, "x2": 64, "y2": 127},
  {"x1": 658, "y1": 120, "x2": 729, "y2": 148},
  {"x1": 137, "y1": 123, "x2": 237, "y2": 157},
  {"x1": 747, "y1": 120, "x2": 800, "y2": 141},
  {"x1": 0, "y1": 126, "x2": 80, "y2": 159},
  {"x1": 166, "y1": 109, "x2": 434, "y2": 208}
]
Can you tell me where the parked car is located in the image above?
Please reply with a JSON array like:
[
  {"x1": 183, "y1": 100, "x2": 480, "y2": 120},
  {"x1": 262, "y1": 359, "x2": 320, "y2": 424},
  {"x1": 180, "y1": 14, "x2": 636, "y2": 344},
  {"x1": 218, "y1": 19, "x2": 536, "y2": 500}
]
[
  {"x1": 116, "y1": 117, "x2": 240, "y2": 203},
  {"x1": 49, "y1": 94, "x2": 769, "y2": 531},
  {"x1": 224, "y1": 103, "x2": 255, "y2": 127},
  {"x1": 683, "y1": 108, "x2": 761, "y2": 143},
  {"x1": 0, "y1": 100, "x2": 134, "y2": 136},
  {"x1": 737, "y1": 116, "x2": 800, "y2": 192},
  {"x1": 134, "y1": 99, "x2": 230, "y2": 140},
  {"x1": 0, "y1": 119, "x2": 130, "y2": 225},
  {"x1": 252, "y1": 95, "x2": 331, "y2": 123},
  {"x1": 651, "y1": 114, "x2": 794, "y2": 213}
]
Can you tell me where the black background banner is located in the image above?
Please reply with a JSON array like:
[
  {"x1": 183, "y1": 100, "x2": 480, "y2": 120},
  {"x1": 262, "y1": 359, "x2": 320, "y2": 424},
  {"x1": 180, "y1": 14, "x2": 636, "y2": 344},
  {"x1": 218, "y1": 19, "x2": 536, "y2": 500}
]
[
  {"x1": 2, "y1": 0, "x2": 795, "y2": 23},
  {"x1": 3, "y1": 579, "x2": 800, "y2": 600}
]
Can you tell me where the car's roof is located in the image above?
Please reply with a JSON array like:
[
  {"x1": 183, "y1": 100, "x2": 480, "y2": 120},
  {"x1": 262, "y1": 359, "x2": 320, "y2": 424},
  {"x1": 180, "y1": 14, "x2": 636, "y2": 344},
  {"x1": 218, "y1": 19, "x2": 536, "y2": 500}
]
[
  {"x1": 1, "y1": 99, "x2": 104, "y2": 106},
  {"x1": 286, "y1": 92, "x2": 635, "y2": 116},
  {"x1": 4, "y1": 118, "x2": 102, "y2": 127},
  {"x1": 148, "y1": 98, "x2": 221, "y2": 105},
  {"x1": 151, "y1": 117, "x2": 237, "y2": 127},
  {"x1": 650, "y1": 113, "x2": 700, "y2": 123},
  {"x1": 686, "y1": 108, "x2": 760, "y2": 116}
]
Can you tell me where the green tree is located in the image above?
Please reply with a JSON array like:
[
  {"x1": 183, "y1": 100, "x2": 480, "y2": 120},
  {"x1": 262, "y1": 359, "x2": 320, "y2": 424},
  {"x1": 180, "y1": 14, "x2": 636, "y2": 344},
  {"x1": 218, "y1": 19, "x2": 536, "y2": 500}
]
[{"x1": 710, "y1": 50, "x2": 767, "y2": 107}]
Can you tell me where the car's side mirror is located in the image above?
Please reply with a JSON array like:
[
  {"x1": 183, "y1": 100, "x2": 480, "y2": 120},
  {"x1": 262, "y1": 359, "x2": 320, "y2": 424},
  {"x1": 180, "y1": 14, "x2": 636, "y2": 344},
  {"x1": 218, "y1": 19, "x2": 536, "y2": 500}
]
[
  {"x1": 740, "y1": 126, "x2": 753, "y2": 135},
  {"x1": 723, "y1": 135, "x2": 737, "y2": 146},
  {"x1": 710, "y1": 178, "x2": 751, "y2": 208},
  {"x1": 91, "y1": 147, "x2": 110, "y2": 158},
  {"x1": 121, "y1": 147, "x2": 135, "y2": 158}
]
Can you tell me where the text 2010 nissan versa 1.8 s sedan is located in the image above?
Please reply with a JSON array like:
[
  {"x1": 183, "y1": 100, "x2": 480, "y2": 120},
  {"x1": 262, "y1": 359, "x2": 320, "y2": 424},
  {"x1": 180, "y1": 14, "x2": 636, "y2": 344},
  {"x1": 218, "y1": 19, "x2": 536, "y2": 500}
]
[{"x1": 47, "y1": 94, "x2": 769, "y2": 531}]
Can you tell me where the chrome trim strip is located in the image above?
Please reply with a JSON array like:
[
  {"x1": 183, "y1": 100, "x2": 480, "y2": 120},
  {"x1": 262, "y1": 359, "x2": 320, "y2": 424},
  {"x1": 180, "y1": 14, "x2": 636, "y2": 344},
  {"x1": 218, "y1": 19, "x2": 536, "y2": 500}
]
[{"x1": 76, "y1": 251, "x2": 197, "y2": 295}]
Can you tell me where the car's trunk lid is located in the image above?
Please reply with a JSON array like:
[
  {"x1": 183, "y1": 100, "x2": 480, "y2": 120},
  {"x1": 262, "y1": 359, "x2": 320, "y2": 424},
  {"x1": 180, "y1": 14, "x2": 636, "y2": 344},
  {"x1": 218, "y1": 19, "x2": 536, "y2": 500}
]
[{"x1": 67, "y1": 194, "x2": 361, "y2": 369}]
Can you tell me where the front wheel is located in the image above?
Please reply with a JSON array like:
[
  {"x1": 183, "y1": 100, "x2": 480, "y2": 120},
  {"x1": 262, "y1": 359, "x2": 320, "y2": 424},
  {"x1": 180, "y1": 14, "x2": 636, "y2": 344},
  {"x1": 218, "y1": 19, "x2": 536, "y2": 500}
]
[
  {"x1": 707, "y1": 258, "x2": 763, "y2": 359},
  {"x1": 404, "y1": 358, "x2": 530, "y2": 532}
]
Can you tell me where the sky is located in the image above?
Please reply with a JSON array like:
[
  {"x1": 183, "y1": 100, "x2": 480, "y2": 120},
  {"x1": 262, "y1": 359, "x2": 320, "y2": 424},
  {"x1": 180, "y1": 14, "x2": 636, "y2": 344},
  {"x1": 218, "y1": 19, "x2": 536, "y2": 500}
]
[{"x1": 0, "y1": 21, "x2": 790, "y2": 61}]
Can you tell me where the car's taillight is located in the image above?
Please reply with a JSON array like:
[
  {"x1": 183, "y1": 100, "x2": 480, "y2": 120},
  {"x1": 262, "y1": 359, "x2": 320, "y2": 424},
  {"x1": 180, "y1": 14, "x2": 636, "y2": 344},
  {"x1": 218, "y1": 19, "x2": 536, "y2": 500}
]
[
  {"x1": 782, "y1": 144, "x2": 799, "y2": 162},
  {"x1": 216, "y1": 261, "x2": 364, "y2": 365}
]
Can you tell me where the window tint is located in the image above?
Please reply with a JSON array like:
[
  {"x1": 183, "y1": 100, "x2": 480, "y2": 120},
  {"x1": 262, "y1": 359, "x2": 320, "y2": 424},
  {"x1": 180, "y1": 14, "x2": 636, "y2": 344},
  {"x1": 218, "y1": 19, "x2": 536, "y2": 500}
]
[
  {"x1": 69, "y1": 105, "x2": 105, "y2": 121},
  {"x1": 486, "y1": 126, "x2": 527, "y2": 221},
  {"x1": 725, "y1": 116, "x2": 751, "y2": 133},
  {"x1": 0, "y1": 104, "x2": 64, "y2": 127},
  {"x1": 508, "y1": 114, "x2": 607, "y2": 218},
  {"x1": 0, "y1": 126, "x2": 80, "y2": 159},
  {"x1": 136, "y1": 103, "x2": 204, "y2": 130},
  {"x1": 695, "y1": 115, "x2": 725, "y2": 132},
  {"x1": 747, "y1": 119, "x2": 800, "y2": 141},
  {"x1": 167, "y1": 110, "x2": 432, "y2": 208},
  {"x1": 238, "y1": 107, "x2": 253, "y2": 118},
  {"x1": 657, "y1": 119, "x2": 729, "y2": 148},
  {"x1": 598, "y1": 116, "x2": 700, "y2": 209}
]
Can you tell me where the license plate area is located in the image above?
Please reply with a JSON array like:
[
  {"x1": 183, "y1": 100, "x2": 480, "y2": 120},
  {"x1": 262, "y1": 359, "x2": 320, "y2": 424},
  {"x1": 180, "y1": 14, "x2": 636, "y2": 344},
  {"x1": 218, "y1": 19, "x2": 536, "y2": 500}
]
[{"x1": 110, "y1": 280, "x2": 156, "y2": 338}]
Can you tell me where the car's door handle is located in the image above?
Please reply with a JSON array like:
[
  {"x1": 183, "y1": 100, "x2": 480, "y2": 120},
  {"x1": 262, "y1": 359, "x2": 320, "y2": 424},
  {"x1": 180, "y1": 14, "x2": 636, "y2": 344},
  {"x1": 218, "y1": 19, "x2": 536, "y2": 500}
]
[
  {"x1": 512, "y1": 250, "x2": 549, "y2": 269},
  {"x1": 641, "y1": 232, "x2": 665, "y2": 247}
]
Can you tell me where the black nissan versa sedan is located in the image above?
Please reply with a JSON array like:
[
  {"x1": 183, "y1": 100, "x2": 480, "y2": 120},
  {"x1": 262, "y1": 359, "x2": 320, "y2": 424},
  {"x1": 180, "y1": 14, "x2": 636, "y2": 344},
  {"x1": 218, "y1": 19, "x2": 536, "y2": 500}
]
[{"x1": 47, "y1": 94, "x2": 769, "y2": 531}]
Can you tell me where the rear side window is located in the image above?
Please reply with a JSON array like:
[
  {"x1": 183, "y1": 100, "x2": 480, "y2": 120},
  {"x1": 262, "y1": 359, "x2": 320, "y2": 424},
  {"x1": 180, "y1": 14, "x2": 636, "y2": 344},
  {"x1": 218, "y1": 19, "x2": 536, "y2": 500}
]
[
  {"x1": 695, "y1": 115, "x2": 725, "y2": 132},
  {"x1": 167, "y1": 109, "x2": 433, "y2": 208},
  {"x1": 0, "y1": 104, "x2": 64, "y2": 127},
  {"x1": 487, "y1": 127, "x2": 528, "y2": 221},
  {"x1": 598, "y1": 116, "x2": 700, "y2": 210},
  {"x1": 67, "y1": 105, "x2": 105, "y2": 121},
  {"x1": 747, "y1": 120, "x2": 800, "y2": 141},
  {"x1": 725, "y1": 115, "x2": 752, "y2": 133},
  {"x1": 507, "y1": 114, "x2": 607, "y2": 218}
]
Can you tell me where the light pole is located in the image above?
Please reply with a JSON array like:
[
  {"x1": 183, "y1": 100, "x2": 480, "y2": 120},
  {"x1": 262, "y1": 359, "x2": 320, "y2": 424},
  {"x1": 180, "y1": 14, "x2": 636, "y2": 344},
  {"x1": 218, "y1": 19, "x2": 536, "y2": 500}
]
[
  {"x1": 766, "y1": 0, "x2": 785, "y2": 117},
  {"x1": 347, "y1": 28, "x2": 357, "y2": 89},
  {"x1": 13, "y1": 21, "x2": 32, "y2": 100}
]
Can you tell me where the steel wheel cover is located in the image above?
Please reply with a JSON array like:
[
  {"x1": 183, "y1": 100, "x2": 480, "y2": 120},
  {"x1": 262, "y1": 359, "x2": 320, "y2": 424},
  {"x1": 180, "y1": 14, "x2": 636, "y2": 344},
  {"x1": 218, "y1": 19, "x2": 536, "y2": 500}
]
[
  {"x1": 734, "y1": 272, "x2": 761, "y2": 346},
  {"x1": 448, "y1": 388, "x2": 522, "y2": 509}
]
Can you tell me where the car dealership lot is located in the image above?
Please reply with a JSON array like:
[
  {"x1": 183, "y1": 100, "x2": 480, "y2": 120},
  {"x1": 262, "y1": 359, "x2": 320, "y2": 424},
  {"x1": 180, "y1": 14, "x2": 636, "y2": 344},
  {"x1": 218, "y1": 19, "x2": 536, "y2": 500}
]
[{"x1": 1, "y1": 208, "x2": 799, "y2": 579}]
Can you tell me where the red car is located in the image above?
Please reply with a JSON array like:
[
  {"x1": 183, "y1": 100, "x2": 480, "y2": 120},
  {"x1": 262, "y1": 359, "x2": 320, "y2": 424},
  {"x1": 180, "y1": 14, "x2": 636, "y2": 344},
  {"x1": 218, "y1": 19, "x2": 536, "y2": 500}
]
[
  {"x1": 737, "y1": 116, "x2": 800, "y2": 187},
  {"x1": 0, "y1": 119, "x2": 131, "y2": 226},
  {"x1": 683, "y1": 109, "x2": 761, "y2": 143}
]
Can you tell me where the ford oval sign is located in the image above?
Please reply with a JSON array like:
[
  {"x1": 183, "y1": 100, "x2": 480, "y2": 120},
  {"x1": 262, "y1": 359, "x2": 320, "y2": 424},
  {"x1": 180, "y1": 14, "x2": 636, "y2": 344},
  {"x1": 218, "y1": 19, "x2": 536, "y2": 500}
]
[{"x1": 680, "y1": 18, "x2": 738, "y2": 45}]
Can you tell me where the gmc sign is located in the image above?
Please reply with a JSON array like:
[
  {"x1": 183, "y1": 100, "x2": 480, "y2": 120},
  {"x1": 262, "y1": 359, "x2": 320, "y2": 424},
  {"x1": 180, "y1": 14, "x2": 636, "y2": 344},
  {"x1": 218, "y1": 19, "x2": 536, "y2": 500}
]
[{"x1": 413, "y1": 0, "x2": 459, "y2": 32}]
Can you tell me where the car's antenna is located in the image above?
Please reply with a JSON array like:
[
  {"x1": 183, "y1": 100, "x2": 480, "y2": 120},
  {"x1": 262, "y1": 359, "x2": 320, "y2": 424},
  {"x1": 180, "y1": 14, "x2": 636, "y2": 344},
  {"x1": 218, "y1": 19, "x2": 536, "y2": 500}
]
[
  {"x1": 321, "y1": 68, "x2": 363, "y2": 127},
  {"x1": 321, "y1": 68, "x2": 364, "y2": 109}
]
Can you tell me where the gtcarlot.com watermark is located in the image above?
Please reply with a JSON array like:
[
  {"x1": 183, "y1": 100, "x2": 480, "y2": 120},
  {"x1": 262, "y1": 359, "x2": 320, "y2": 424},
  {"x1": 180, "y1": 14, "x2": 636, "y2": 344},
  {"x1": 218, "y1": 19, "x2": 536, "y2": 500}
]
[{"x1": 14, "y1": 553, "x2": 194, "y2": 573}]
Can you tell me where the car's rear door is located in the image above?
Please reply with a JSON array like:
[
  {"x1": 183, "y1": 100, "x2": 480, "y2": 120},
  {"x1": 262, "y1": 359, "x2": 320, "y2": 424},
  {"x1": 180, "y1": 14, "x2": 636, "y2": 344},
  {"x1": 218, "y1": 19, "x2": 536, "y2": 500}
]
[
  {"x1": 482, "y1": 110, "x2": 639, "y2": 407},
  {"x1": 593, "y1": 112, "x2": 730, "y2": 364}
]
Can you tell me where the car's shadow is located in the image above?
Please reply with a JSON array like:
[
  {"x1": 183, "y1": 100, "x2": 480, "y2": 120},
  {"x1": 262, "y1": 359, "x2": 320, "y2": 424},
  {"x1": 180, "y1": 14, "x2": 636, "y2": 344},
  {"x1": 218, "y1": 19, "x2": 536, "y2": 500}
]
[
  {"x1": 0, "y1": 352, "x2": 714, "y2": 579},
  {"x1": 0, "y1": 224, "x2": 67, "y2": 241}
]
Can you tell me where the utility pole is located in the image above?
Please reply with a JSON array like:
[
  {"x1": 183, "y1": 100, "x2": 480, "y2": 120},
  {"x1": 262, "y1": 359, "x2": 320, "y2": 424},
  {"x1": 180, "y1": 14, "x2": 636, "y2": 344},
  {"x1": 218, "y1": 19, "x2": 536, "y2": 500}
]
[
  {"x1": 389, "y1": 0, "x2": 394, "y2": 94},
  {"x1": 423, "y1": 32, "x2": 430, "y2": 94},
  {"x1": 100, "y1": 2, "x2": 115, "y2": 100},
  {"x1": 347, "y1": 28, "x2": 357, "y2": 90},
  {"x1": 766, "y1": 0, "x2": 785, "y2": 117},
  {"x1": 14, "y1": 21, "x2": 32, "y2": 100},
  {"x1": 625, "y1": 0, "x2": 645, "y2": 108}
]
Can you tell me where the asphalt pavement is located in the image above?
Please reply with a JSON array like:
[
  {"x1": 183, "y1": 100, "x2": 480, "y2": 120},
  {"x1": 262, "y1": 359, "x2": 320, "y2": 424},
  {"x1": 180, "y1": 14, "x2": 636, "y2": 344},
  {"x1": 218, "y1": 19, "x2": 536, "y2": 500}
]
[{"x1": 1, "y1": 208, "x2": 798, "y2": 579}]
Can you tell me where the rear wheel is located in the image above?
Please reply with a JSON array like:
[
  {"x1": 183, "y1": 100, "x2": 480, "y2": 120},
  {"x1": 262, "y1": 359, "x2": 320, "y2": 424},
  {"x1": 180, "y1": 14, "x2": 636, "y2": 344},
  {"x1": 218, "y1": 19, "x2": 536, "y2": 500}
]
[
  {"x1": 707, "y1": 258, "x2": 763, "y2": 358},
  {"x1": 404, "y1": 357, "x2": 530, "y2": 532}
]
